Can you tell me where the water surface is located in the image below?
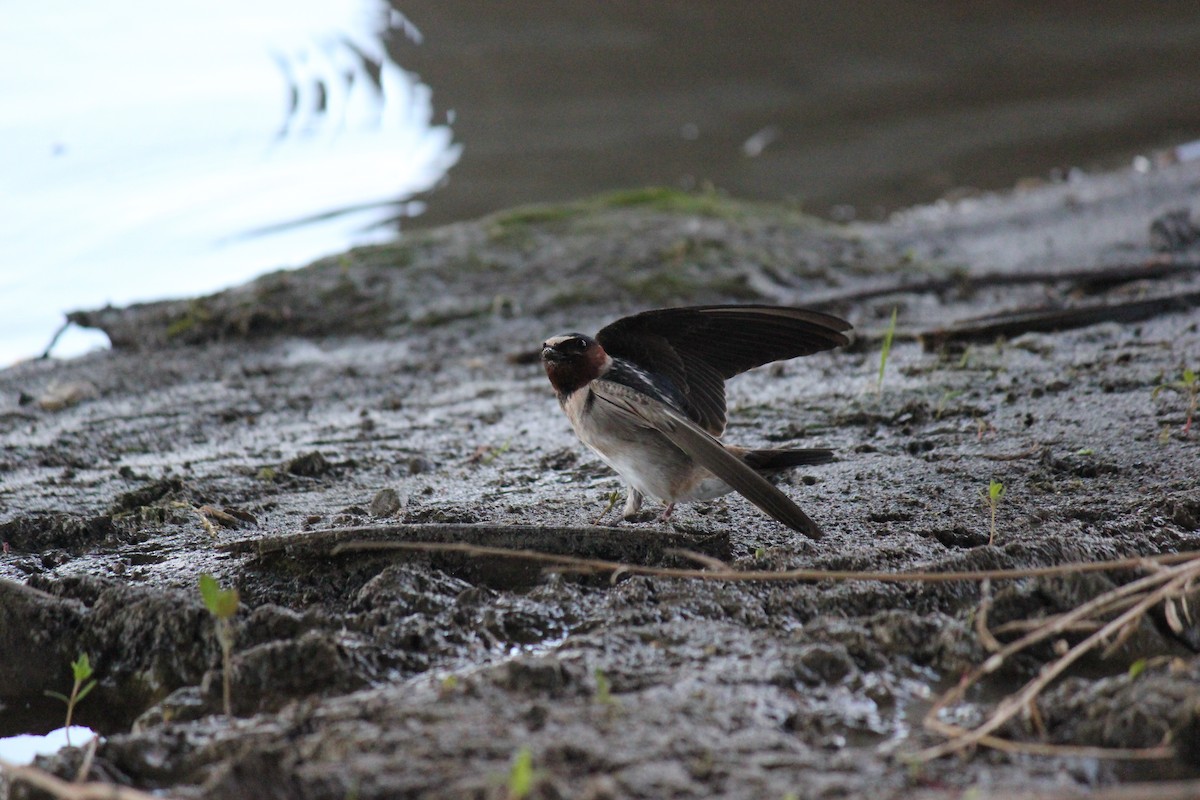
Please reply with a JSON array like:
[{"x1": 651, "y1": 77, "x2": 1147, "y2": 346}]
[
  {"x1": 1, "y1": 0, "x2": 457, "y2": 363},
  {"x1": 397, "y1": 1, "x2": 1200, "y2": 225},
  {"x1": 4, "y1": 1, "x2": 1200, "y2": 364}
]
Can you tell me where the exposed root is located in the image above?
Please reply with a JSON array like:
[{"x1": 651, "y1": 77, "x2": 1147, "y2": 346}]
[
  {"x1": 915, "y1": 555, "x2": 1200, "y2": 762},
  {"x1": 0, "y1": 756, "x2": 166, "y2": 800}
]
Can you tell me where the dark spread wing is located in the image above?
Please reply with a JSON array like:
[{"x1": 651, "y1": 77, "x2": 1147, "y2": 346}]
[
  {"x1": 603, "y1": 356, "x2": 688, "y2": 411},
  {"x1": 591, "y1": 380, "x2": 823, "y2": 539},
  {"x1": 595, "y1": 305, "x2": 852, "y2": 435}
]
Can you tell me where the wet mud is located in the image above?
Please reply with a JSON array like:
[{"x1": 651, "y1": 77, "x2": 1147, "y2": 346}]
[{"x1": 3, "y1": 169, "x2": 1200, "y2": 797}]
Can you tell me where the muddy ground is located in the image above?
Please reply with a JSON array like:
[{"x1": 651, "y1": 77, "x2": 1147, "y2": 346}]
[{"x1": 2, "y1": 168, "x2": 1200, "y2": 798}]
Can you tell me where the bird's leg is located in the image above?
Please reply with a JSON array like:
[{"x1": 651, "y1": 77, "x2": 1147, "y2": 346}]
[
  {"x1": 621, "y1": 487, "x2": 644, "y2": 519},
  {"x1": 659, "y1": 502, "x2": 675, "y2": 523}
]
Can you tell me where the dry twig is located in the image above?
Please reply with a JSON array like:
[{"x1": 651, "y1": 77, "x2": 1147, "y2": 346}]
[
  {"x1": 0, "y1": 756, "x2": 166, "y2": 800},
  {"x1": 662, "y1": 548, "x2": 732, "y2": 571},
  {"x1": 915, "y1": 556, "x2": 1200, "y2": 762},
  {"x1": 331, "y1": 538, "x2": 1200, "y2": 585}
]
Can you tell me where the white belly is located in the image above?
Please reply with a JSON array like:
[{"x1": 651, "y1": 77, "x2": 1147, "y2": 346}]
[{"x1": 561, "y1": 387, "x2": 733, "y2": 504}]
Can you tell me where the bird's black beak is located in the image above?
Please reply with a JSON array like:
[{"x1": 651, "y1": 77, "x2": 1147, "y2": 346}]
[{"x1": 541, "y1": 344, "x2": 562, "y2": 363}]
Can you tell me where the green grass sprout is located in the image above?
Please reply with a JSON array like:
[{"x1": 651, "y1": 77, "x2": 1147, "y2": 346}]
[
  {"x1": 594, "y1": 668, "x2": 616, "y2": 706},
  {"x1": 44, "y1": 653, "x2": 98, "y2": 746},
  {"x1": 877, "y1": 306, "x2": 898, "y2": 392},
  {"x1": 983, "y1": 479, "x2": 1006, "y2": 546},
  {"x1": 199, "y1": 573, "x2": 240, "y2": 717},
  {"x1": 481, "y1": 438, "x2": 512, "y2": 464},
  {"x1": 506, "y1": 746, "x2": 541, "y2": 800},
  {"x1": 594, "y1": 489, "x2": 622, "y2": 525}
]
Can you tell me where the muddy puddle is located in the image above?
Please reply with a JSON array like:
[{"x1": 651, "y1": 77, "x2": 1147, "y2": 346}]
[{"x1": 3, "y1": 174, "x2": 1200, "y2": 797}]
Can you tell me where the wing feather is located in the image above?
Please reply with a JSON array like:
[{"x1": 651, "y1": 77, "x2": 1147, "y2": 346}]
[
  {"x1": 592, "y1": 380, "x2": 823, "y2": 539},
  {"x1": 596, "y1": 305, "x2": 851, "y2": 434}
]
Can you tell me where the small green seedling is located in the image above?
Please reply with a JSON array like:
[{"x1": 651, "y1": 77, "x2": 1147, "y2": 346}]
[
  {"x1": 593, "y1": 489, "x2": 622, "y2": 525},
  {"x1": 1153, "y1": 368, "x2": 1198, "y2": 436},
  {"x1": 480, "y1": 438, "x2": 512, "y2": 465},
  {"x1": 877, "y1": 306, "x2": 898, "y2": 392},
  {"x1": 506, "y1": 746, "x2": 542, "y2": 800},
  {"x1": 935, "y1": 389, "x2": 963, "y2": 420},
  {"x1": 983, "y1": 480, "x2": 1006, "y2": 546},
  {"x1": 199, "y1": 573, "x2": 239, "y2": 717},
  {"x1": 44, "y1": 653, "x2": 97, "y2": 746},
  {"x1": 593, "y1": 668, "x2": 616, "y2": 707}
]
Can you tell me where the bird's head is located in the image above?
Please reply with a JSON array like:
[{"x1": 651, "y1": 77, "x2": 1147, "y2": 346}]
[{"x1": 541, "y1": 333, "x2": 610, "y2": 396}]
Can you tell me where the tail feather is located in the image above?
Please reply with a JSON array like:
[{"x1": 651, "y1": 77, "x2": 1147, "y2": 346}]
[{"x1": 742, "y1": 448, "x2": 834, "y2": 472}]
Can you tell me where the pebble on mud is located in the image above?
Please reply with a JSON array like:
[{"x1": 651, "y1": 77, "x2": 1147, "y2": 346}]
[
  {"x1": 407, "y1": 456, "x2": 434, "y2": 475},
  {"x1": 369, "y1": 487, "x2": 404, "y2": 517},
  {"x1": 285, "y1": 451, "x2": 331, "y2": 477},
  {"x1": 35, "y1": 380, "x2": 97, "y2": 411}
]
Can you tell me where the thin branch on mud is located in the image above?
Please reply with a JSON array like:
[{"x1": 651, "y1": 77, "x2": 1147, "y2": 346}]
[
  {"x1": 0, "y1": 757, "x2": 166, "y2": 800},
  {"x1": 811, "y1": 257, "x2": 1200, "y2": 308},
  {"x1": 331, "y1": 538, "x2": 1200, "y2": 585},
  {"x1": 988, "y1": 590, "x2": 1150, "y2": 636},
  {"x1": 919, "y1": 288, "x2": 1200, "y2": 350},
  {"x1": 945, "y1": 735, "x2": 1172, "y2": 762},
  {"x1": 38, "y1": 318, "x2": 71, "y2": 360},
  {"x1": 662, "y1": 548, "x2": 732, "y2": 571},
  {"x1": 915, "y1": 556, "x2": 1200, "y2": 762},
  {"x1": 989, "y1": 618, "x2": 1102, "y2": 636},
  {"x1": 224, "y1": 523, "x2": 734, "y2": 566}
]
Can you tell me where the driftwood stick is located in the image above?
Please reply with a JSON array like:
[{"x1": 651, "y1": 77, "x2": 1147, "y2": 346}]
[
  {"x1": 309, "y1": 533, "x2": 1200, "y2": 584},
  {"x1": 811, "y1": 256, "x2": 1200, "y2": 307},
  {"x1": 219, "y1": 522, "x2": 732, "y2": 564},
  {"x1": 920, "y1": 289, "x2": 1200, "y2": 350}
]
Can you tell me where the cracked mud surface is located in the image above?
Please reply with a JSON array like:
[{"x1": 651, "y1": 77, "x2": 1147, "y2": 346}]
[{"x1": 3, "y1": 174, "x2": 1200, "y2": 798}]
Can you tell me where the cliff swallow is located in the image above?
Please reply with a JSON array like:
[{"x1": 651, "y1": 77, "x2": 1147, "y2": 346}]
[{"x1": 541, "y1": 305, "x2": 852, "y2": 538}]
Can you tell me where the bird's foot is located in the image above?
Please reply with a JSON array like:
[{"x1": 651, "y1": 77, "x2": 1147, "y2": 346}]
[{"x1": 620, "y1": 488, "x2": 645, "y2": 520}]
